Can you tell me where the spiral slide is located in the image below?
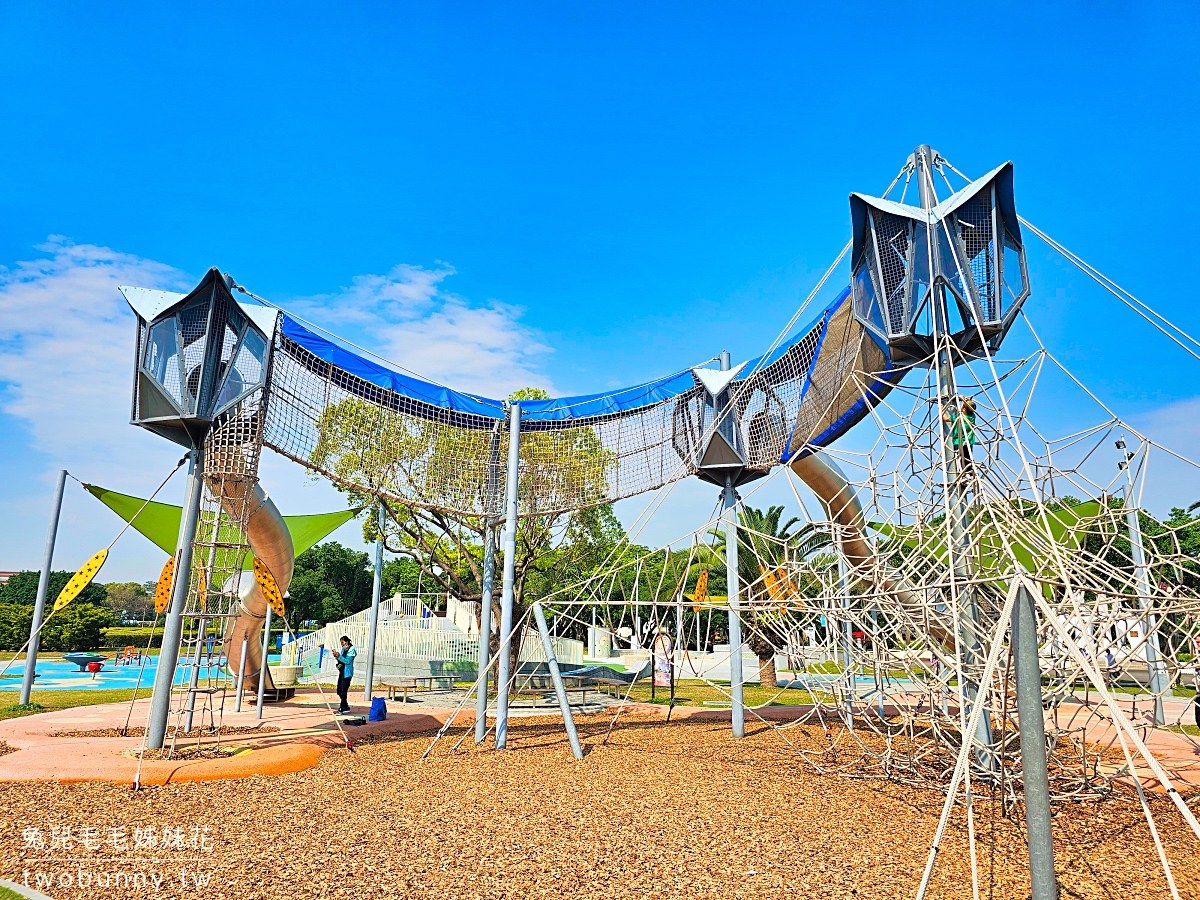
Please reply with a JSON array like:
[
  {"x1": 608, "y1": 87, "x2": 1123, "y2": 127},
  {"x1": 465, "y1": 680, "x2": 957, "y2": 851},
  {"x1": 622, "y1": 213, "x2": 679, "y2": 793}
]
[
  {"x1": 218, "y1": 483, "x2": 295, "y2": 694},
  {"x1": 84, "y1": 484, "x2": 357, "y2": 696},
  {"x1": 789, "y1": 452, "x2": 952, "y2": 645}
]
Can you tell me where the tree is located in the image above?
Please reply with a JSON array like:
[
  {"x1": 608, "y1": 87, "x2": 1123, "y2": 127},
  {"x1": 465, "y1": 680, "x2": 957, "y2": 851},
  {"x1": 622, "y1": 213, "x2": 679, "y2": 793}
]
[
  {"x1": 0, "y1": 570, "x2": 107, "y2": 608},
  {"x1": 381, "y1": 557, "x2": 424, "y2": 599},
  {"x1": 312, "y1": 387, "x2": 617, "y2": 671},
  {"x1": 711, "y1": 505, "x2": 830, "y2": 688},
  {"x1": 0, "y1": 602, "x2": 116, "y2": 651},
  {"x1": 287, "y1": 542, "x2": 374, "y2": 627},
  {"x1": 104, "y1": 582, "x2": 154, "y2": 622}
]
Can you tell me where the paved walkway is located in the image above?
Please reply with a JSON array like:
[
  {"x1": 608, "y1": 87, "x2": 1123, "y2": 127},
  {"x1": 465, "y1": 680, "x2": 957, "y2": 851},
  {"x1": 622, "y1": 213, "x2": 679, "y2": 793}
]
[{"x1": 0, "y1": 689, "x2": 454, "y2": 784}]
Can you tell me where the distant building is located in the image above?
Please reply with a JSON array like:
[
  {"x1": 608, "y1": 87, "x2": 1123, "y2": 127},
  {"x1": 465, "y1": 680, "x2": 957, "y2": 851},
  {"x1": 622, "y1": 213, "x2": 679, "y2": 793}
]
[{"x1": 0, "y1": 571, "x2": 18, "y2": 585}]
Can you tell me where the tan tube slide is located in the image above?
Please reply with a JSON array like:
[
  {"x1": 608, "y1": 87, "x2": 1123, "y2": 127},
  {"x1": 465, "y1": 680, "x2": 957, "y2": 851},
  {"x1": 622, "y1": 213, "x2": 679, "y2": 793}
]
[
  {"x1": 217, "y1": 483, "x2": 296, "y2": 692},
  {"x1": 789, "y1": 452, "x2": 950, "y2": 645}
]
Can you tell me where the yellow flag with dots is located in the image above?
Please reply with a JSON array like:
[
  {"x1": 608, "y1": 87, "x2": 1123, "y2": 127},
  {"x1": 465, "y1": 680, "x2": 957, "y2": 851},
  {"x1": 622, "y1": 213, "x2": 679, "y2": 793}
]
[
  {"x1": 253, "y1": 556, "x2": 286, "y2": 616},
  {"x1": 153, "y1": 556, "x2": 175, "y2": 614},
  {"x1": 52, "y1": 549, "x2": 109, "y2": 612}
]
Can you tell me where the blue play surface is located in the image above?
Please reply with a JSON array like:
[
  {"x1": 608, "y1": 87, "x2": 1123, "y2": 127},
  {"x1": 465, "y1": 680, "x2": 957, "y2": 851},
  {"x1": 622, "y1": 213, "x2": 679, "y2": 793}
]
[{"x1": 1, "y1": 654, "x2": 280, "y2": 691}]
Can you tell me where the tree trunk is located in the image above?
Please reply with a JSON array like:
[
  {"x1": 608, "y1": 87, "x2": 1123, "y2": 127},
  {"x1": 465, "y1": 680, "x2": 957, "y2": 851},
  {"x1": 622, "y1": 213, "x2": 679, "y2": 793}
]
[{"x1": 758, "y1": 652, "x2": 777, "y2": 689}]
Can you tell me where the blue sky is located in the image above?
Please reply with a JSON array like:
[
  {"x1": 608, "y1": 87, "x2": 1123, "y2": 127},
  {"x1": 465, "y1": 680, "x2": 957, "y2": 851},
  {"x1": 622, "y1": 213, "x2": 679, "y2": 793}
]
[{"x1": 3, "y1": 2, "x2": 1200, "y2": 580}]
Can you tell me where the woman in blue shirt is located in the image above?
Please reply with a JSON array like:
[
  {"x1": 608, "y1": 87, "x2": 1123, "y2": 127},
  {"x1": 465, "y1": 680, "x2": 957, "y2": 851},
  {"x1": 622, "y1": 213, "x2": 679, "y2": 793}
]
[{"x1": 333, "y1": 635, "x2": 357, "y2": 714}]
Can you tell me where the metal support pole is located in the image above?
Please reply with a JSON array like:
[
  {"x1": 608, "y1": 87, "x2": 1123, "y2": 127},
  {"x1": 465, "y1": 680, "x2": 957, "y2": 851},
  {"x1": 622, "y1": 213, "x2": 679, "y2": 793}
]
[
  {"x1": 147, "y1": 448, "x2": 205, "y2": 750},
  {"x1": 20, "y1": 469, "x2": 67, "y2": 706},
  {"x1": 532, "y1": 602, "x2": 584, "y2": 760},
  {"x1": 1121, "y1": 453, "x2": 1167, "y2": 725},
  {"x1": 724, "y1": 476, "x2": 745, "y2": 739},
  {"x1": 363, "y1": 503, "x2": 385, "y2": 702},
  {"x1": 255, "y1": 605, "x2": 272, "y2": 720},
  {"x1": 1012, "y1": 582, "x2": 1059, "y2": 900},
  {"x1": 675, "y1": 595, "x2": 684, "y2": 668},
  {"x1": 494, "y1": 402, "x2": 522, "y2": 750},
  {"x1": 474, "y1": 520, "x2": 497, "y2": 745},
  {"x1": 234, "y1": 635, "x2": 248, "y2": 713},
  {"x1": 916, "y1": 144, "x2": 995, "y2": 769}
]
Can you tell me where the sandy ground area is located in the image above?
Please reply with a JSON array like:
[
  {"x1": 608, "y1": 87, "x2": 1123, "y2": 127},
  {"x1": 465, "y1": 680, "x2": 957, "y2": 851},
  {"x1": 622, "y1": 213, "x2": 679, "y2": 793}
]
[{"x1": 0, "y1": 714, "x2": 1196, "y2": 900}]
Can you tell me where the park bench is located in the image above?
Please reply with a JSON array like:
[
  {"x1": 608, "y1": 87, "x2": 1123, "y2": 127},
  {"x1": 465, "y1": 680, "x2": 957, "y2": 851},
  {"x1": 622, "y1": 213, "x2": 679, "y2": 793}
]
[{"x1": 383, "y1": 675, "x2": 455, "y2": 703}]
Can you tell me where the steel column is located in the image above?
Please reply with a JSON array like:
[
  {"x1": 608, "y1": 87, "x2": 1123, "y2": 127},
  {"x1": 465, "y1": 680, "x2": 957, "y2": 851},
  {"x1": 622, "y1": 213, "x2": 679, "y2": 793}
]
[
  {"x1": 20, "y1": 469, "x2": 67, "y2": 706},
  {"x1": 255, "y1": 604, "x2": 272, "y2": 720},
  {"x1": 494, "y1": 402, "x2": 522, "y2": 749},
  {"x1": 363, "y1": 503, "x2": 385, "y2": 702},
  {"x1": 724, "y1": 476, "x2": 745, "y2": 739},
  {"x1": 1012, "y1": 582, "x2": 1059, "y2": 900},
  {"x1": 1121, "y1": 461, "x2": 1167, "y2": 725},
  {"x1": 147, "y1": 448, "x2": 205, "y2": 750},
  {"x1": 917, "y1": 144, "x2": 995, "y2": 769},
  {"x1": 474, "y1": 520, "x2": 497, "y2": 744},
  {"x1": 532, "y1": 602, "x2": 584, "y2": 759},
  {"x1": 234, "y1": 635, "x2": 249, "y2": 713}
]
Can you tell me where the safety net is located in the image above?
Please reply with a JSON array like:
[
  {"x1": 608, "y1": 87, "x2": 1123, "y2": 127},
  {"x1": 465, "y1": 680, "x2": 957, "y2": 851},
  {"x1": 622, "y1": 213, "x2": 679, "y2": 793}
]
[{"x1": 261, "y1": 287, "x2": 901, "y2": 518}]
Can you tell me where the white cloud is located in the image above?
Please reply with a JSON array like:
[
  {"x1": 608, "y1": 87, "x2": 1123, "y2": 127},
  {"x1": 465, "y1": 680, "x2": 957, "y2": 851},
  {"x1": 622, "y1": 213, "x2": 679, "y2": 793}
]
[
  {"x1": 1131, "y1": 396, "x2": 1200, "y2": 516},
  {"x1": 0, "y1": 243, "x2": 554, "y2": 580},
  {"x1": 0, "y1": 237, "x2": 191, "y2": 464},
  {"x1": 288, "y1": 263, "x2": 556, "y2": 397}
]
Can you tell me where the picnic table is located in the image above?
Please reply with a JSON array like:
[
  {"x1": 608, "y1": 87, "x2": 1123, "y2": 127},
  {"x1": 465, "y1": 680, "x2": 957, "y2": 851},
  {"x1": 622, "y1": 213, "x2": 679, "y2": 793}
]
[
  {"x1": 514, "y1": 686, "x2": 597, "y2": 707},
  {"x1": 562, "y1": 672, "x2": 622, "y2": 698},
  {"x1": 383, "y1": 675, "x2": 456, "y2": 702}
]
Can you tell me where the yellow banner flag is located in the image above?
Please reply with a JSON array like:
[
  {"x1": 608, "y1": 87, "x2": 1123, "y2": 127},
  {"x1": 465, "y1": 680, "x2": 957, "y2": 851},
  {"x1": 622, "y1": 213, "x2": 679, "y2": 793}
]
[
  {"x1": 691, "y1": 569, "x2": 709, "y2": 608},
  {"x1": 197, "y1": 567, "x2": 208, "y2": 614},
  {"x1": 53, "y1": 548, "x2": 109, "y2": 612},
  {"x1": 253, "y1": 556, "x2": 285, "y2": 617},
  {"x1": 153, "y1": 556, "x2": 175, "y2": 614}
]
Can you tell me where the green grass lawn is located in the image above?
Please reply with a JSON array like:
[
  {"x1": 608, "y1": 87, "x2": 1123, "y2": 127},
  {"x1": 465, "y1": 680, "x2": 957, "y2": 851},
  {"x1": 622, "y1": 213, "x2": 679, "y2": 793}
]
[
  {"x1": 622, "y1": 679, "x2": 826, "y2": 707},
  {"x1": 0, "y1": 688, "x2": 141, "y2": 721},
  {"x1": 0, "y1": 884, "x2": 28, "y2": 900}
]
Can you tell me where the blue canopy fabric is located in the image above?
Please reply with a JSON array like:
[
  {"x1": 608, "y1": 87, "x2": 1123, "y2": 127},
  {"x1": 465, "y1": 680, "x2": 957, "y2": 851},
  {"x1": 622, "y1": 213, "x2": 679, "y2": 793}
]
[
  {"x1": 279, "y1": 293, "x2": 851, "y2": 427},
  {"x1": 281, "y1": 313, "x2": 707, "y2": 425}
]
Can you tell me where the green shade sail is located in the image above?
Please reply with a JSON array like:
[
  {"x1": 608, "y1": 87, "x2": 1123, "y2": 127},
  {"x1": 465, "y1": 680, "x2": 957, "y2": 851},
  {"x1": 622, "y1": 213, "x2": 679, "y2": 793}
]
[{"x1": 84, "y1": 483, "x2": 361, "y2": 564}]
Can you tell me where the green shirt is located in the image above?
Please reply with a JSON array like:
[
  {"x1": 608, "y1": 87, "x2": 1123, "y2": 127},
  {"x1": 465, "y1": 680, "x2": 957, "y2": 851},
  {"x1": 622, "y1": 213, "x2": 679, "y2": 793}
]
[{"x1": 947, "y1": 409, "x2": 977, "y2": 447}]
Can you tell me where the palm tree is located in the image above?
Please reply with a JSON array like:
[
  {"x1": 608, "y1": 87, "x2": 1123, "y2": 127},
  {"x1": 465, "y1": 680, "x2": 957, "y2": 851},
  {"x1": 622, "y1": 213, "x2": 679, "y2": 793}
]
[{"x1": 712, "y1": 505, "x2": 830, "y2": 688}]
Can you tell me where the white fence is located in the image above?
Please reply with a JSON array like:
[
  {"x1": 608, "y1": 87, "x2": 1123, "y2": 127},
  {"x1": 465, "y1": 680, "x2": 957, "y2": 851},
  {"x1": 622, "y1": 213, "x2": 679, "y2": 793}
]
[{"x1": 284, "y1": 597, "x2": 583, "y2": 681}]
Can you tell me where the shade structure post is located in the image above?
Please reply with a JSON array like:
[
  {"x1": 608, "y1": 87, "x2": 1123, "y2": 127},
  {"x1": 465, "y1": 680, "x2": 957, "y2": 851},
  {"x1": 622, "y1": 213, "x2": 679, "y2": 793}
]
[
  {"x1": 234, "y1": 635, "x2": 249, "y2": 713},
  {"x1": 147, "y1": 448, "x2": 205, "y2": 750},
  {"x1": 914, "y1": 145, "x2": 995, "y2": 770},
  {"x1": 363, "y1": 502, "x2": 385, "y2": 702},
  {"x1": 1121, "y1": 455, "x2": 1167, "y2": 725},
  {"x1": 724, "y1": 476, "x2": 745, "y2": 739},
  {"x1": 255, "y1": 604, "x2": 273, "y2": 720},
  {"x1": 1012, "y1": 582, "x2": 1058, "y2": 900},
  {"x1": 532, "y1": 602, "x2": 584, "y2": 760},
  {"x1": 20, "y1": 469, "x2": 67, "y2": 706},
  {"x1": 474, "y1": 520, "x2": 497, "y2": 744},
  {"x1": 494, "y1": 402, "x2": 522, "y2": 750}
]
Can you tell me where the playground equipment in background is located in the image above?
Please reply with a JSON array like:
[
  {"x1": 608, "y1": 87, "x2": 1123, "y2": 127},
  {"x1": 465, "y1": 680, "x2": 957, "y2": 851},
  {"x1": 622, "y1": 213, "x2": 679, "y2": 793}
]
[
  {"x1": 111, "y1": 145, "x2": 1200, "y2": 898},
  {"x1": 63, "y1": 653, "x2": 106, "y2": 672}
]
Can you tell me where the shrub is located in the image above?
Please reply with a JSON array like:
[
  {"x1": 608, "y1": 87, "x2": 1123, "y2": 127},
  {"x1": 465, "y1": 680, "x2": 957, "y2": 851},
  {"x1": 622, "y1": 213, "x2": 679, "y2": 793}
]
[{"x1": 0, "y1": 603, "x2": 117, "y2": 651}]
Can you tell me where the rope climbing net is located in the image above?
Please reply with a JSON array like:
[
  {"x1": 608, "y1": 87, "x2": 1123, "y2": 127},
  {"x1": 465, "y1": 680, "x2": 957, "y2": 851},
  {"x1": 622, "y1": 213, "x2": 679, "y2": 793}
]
[{"x1": 257, "y1": 283, "x2": 894, "y2": 519}]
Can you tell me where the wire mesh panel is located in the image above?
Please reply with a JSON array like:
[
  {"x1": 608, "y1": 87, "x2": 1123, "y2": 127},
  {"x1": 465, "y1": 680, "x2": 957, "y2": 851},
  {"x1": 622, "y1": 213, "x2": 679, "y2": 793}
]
[{"x1": 260, "y1": 293, "x2": 899, "y2": 518}]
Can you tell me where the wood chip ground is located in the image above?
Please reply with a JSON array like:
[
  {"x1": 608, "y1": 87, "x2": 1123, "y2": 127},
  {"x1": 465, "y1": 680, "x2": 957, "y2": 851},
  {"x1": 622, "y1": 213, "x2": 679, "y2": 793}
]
[{"x1": 0, "y1": 714, "x2": 1195, "y2": 899}]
